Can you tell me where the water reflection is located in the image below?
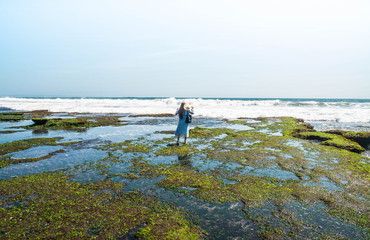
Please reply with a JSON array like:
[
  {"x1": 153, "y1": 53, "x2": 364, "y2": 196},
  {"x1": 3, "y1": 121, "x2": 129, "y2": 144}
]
[
  {"x1": 178, "y1": 154, "x2": 192, "y2": 167},
  {"x1": 32, "y1": 129, "x2": 49, "y2": 134}
]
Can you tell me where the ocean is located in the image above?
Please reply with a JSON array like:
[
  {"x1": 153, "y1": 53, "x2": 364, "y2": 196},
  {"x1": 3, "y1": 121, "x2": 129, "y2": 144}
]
[{"x1": 1, "y1": 97, "x2": 369, "y2": 124}]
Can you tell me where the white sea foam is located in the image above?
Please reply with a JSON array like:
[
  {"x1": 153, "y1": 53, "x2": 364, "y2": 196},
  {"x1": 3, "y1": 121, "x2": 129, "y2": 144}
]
[{"x1": 0, "y1": 97, "x2": 369, "y2": 123}]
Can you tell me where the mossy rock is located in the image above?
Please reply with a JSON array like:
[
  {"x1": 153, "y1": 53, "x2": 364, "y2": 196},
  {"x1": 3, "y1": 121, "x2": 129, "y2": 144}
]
[
  {"x1": 189, "y1": 126, "x2": 233, "y2": 138},
  {"x1": 0, "y1": 130, "x2": 26, "y2": 134},
  {"x1": 30, "y1": 118, "x2": 88, "y2": 128},
  {"x1": 27, "y1": 116, "x2": 124, "y2": 130},
  {"x1": 155, "y1": 130, "x2": 175, "y2": 134},
  {"x1": 32, "y1": 118, "x2": 49, "y2": 125},
  {"x1": 222, "y1": 119, "x2": 250, "y2": 125},
  {"x1": 0, "y1": 112, "x2": 25, "y2": 121},
  {"x1": 249, "y1": 117, "x2": 314, "y2": 137},
  {"x1": 325, "y1": 130, "x2": 370, "y2": 149},
  {"x1": 156, "y1": 145, "x2": 198, "y2": 156},
  {"x1": 0, "y1": 172, "x2": 205, "y2": 239},
  {"x1": 124, "y1": 144, "x2": 150, "y2": 153},
  {"x1": 294, "y1": 131, "x2": 365, "y2": 153}
]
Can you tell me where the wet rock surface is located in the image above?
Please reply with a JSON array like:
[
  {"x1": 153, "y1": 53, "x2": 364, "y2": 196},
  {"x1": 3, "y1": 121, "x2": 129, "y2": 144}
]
[{"x1": 0, "y1": 113, "x2": 369, "y2": 239}]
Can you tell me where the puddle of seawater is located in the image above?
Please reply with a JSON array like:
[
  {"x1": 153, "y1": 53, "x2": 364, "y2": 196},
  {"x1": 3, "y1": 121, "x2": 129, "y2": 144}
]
[
  {"x1": 193, "y1": 143, "x2": 211, "y2": 151},
  {"x1": 8, "y1": 145, "x2": 64, "y2": 159},
  {"x1": 355, "y1": 195, "x2": 366, "y2": 201},
  {"x1": 108, "y1": 162, "x2": 133, "y2": 175},
  {"x1": 257, "y1": 128, "x2": 283, "y2": 136},
  {"x1": 362, "y1": 151, "x2": 370, "y2": 158},
  {"x1": 219, "y1": 177, "x2": 238, "y2": 184},
  {"x1": 147, "y1": 155, "x2": 178, "y2": 165},
  {"x1": 192, "y1": 159, "x2": 225, "y2": 172},
  {"x1": 126, "y1": 117, "x2": 178, "y2": 126},
  {"x1": 302, "y1": 177, "x2": 344, "y2": 192},
  {"x1": 120, "y1": 176, "x2": 167, "y2": 193},
  {"x1": 264, "y1": 147, "x2": 282, "y2": 152},
  {"x1": 115, "y1": 173, "x2": 260, "y2": 240},
  {"x1": 195, "y1": 119, "x2": 254, "y2": 131},
  {"x1": 0, "y1": 124, "x2": 177, "y2": 144},
  {"x1": 44, "y1": 115, "x2": 76, "y2": 119},
  {"x1": 226, "y1": 124, "x2": 254, "y2": 131},
  {"x1": 285, "y1": 201, "x2": 365, "y2": 239},
  {"x1": 0, "y1": 120, "x2": 34, "y2": 131},
  {"x1": 318, "y1": 177, "x2": 344, "y2": 192},
  {"x1": 281, "y1": 153, "x2": 294, "y2": 159},
  {"x1": 249, "y1": 168, "x2": 299, "y2": 180},
  {"x1": 224, "y1": 162, "x2": 245, "y2": 170},
  {"x1": 214, "y1": 133, "x2": 228, "y2": 139},
  {"x1": 285, "y1": 139, "x2": 306, "y2": 150},
  {"x1": 178, "y1": 186, "x2": 197, "y2": 192},
  {"x1": 340, "y1": 180, "x2": 348, "y2": 184},
  {"x1": 70, "y1": 170, "x2": 107, "y2": 183},
  {"x1": 0, "y1": 149, "x2": 107, "y2": 180},
  {"x1": 128, "y1": 181, "x2": 260, "y2": 240},
  {"x1": 246, "y1": 200, "x2": 366, "y2": 239}
]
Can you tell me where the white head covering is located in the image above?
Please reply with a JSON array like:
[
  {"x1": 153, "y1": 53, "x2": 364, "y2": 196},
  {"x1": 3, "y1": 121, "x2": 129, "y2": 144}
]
[{"x1": 183, "y1": 102, "x2": 191, "y2": 110}]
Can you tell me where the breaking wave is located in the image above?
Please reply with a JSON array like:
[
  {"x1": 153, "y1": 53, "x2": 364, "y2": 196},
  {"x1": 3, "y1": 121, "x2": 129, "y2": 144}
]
[{"x1": 0, "y1": 97, "x2": 369, "y2": 123}]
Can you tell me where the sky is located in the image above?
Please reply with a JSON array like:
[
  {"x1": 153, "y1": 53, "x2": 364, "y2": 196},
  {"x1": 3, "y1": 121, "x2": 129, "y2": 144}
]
[{"x1": 0, "y1": 0, "x2": 369, "y2": 98}]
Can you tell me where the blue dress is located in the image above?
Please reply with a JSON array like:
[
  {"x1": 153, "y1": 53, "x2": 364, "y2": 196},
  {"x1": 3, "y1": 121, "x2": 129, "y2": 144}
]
[{"x1": 175, "y1": 110, "x2": 194, "y2": 137}]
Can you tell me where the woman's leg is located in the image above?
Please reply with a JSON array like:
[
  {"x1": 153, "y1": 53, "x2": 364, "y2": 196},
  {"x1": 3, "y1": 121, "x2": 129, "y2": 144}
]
[
  {"x1": 177, "y1": 136, "x2": 180, "y2": 145},
  {"x1": 184, "y1": 136, "x2": 187, "y2": 144}
]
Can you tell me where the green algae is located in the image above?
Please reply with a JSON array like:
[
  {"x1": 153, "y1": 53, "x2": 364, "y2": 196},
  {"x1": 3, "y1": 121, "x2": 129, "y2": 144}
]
[
  {"x1": 124, "y1": 144, "x2": 150, "y2": 153},
  {"x1": 295, "y1": 131, "x2": 365, "y2": 153},
  {"x1": 0, "y1": 111, "x2": 54, "y2": 122},
  {"x1": 0, "y1": 172, "x2": 204, "y2": 239},
  {"x1": 96, "y1": 140, "x2": 134, "y2": 151},
  {"x1": 325, "y1": 130, "x2": 370, "y2": 149},
  {"x1": 305, "y1": 143, "x2": 370, "y2": 181},
  {"x1": 0, "y1": 112, "x2": 25, "y2": 122},
  {"x1": 25, "y1": 115, "x2": 126, "y2": 130},
  {"x1": 96, "y1": 140, "x2": 151, "y2": 154},
  {"x1": 249, "y1": 117, "x2": 367, "y2": 153},
  {"x1": 259, "y1": 226, "x2": 285, "y2": 240},
  {"x1": 155, "y1": 145, "x2": 198, "y2": 156},
  {"x1": 222, "y1": 119, "x2": 250, "y2": 125},
  {"x1": 0, "y1": 130, "x2": 26, "y2": 134},
  {"x1": 189, "y1": 126, "x2": 233, "y2": 138},
  {"x1": 242, "y1": 117, "x2": 309, "y2": 136},
  {"x1": 154, "y1": 130, "x2": 175, "y2": 134}
]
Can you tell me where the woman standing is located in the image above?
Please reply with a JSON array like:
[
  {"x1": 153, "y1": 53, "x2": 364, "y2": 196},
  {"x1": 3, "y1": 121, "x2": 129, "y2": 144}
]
[{"x1": 175, "y1": 102, "x2": 194, "y2": 145}]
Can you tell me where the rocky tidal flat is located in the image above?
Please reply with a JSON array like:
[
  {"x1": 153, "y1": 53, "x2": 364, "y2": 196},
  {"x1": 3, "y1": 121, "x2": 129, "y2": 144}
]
[{"x1": 0, "y1": 112, "x2": 369, "y2": 239}]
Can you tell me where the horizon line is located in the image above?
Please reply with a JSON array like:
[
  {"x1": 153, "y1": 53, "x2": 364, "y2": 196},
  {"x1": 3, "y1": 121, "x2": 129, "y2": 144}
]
[{"x1": 0, "y1": 96, "x2": 369, "y2": 100}]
